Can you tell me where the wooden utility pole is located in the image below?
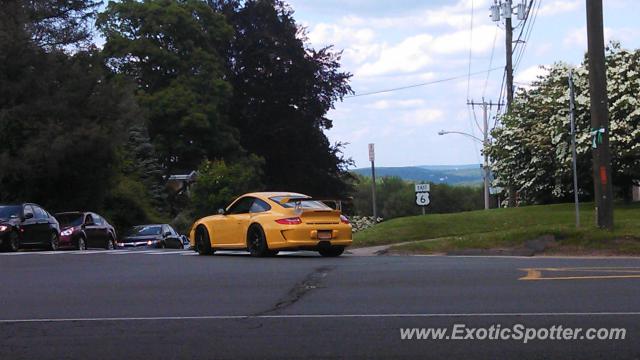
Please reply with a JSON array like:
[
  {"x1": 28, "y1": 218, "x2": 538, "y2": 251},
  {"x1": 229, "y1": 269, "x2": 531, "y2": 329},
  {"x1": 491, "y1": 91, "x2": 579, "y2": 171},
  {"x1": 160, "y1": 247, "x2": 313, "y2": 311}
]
[
  {"x1": 504, "y1": 2, "x2": 517, "y2": 207},
  {"x1": 585, "y1": 0, "x2": 614, "y2": 229}
]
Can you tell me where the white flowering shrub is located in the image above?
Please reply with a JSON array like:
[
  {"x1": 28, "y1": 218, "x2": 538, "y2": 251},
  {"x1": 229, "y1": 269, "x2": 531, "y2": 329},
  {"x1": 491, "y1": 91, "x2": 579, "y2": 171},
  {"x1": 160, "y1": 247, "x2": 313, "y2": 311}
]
[
  {"x1": 488, "y1": 42, "x2": 640, "y2": 203},
  {"x1": 349, "y1": 216, "x2": 383, "y2": 233}
]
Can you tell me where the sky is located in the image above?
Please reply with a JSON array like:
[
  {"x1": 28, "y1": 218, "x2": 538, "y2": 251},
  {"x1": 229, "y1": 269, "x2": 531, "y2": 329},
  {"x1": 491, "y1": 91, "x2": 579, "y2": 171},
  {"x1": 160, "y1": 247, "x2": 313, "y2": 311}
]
[{"x1": 284, "y1": 0, "x2": 640, "y2": 168}]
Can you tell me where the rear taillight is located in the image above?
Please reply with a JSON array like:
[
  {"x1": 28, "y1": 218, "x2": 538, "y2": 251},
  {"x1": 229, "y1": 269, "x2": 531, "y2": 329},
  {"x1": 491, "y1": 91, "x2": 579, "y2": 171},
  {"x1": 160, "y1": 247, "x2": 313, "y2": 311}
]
[
  {"x1": 340, "y1": 215, "x2": 350, "y2": 224},
  {"x1": 276, "y1": 217, "x2": 302, "y2": 225}
]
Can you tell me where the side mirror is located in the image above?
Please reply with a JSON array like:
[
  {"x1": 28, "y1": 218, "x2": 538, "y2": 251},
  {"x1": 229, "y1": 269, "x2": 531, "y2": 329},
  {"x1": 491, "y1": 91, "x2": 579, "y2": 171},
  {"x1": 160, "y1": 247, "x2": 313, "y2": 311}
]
[
  {"x1": 24, "y1": 213, "x2": 34, "y2": 220},
  {"x1": 163, "y1": 231, "x2": 171, "y2": 237},
  {"x1": 217, "y1": 208, "x2": 225, "y2": 215}
]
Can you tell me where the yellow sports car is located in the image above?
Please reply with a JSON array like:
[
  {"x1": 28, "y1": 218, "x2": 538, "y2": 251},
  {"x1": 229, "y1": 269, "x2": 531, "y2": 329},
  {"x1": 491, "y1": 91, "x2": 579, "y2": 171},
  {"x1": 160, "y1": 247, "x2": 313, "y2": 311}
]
[{"x1": 189, "y1": 192, "x2": 352, "y2": 257}]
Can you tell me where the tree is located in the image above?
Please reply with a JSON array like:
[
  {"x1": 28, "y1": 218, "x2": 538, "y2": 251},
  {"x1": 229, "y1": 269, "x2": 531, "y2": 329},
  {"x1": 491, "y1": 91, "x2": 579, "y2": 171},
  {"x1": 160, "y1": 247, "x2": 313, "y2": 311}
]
[
  {"x1": 190, "y1": 156, "x2": 264, "y2": 218},
  {"x1": 213, "y1": 0, "x2": 354, "y2": 197},
  {"x1": 0, "y1": 1, "x2": 139, "y2": 213},
  {"x1": 97, "y1": 0, "x2": 241, "y2": 174},
  {"x1": 488, "y1": 43, "x2": 640, "y2": 204}
]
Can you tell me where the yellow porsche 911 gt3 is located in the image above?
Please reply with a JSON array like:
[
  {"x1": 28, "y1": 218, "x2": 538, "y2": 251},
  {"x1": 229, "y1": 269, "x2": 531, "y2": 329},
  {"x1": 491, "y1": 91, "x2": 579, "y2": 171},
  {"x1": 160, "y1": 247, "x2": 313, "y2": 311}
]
[{"x1": 188, "y1": 192, "x2": 352, "y2": 257}]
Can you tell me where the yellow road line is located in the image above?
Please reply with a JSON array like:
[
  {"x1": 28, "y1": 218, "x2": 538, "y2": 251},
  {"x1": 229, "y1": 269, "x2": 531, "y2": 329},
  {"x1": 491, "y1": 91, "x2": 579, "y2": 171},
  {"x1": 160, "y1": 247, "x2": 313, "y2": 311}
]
[{"x1": 518, "y1": 267, "x2": 640, "y2": 281}]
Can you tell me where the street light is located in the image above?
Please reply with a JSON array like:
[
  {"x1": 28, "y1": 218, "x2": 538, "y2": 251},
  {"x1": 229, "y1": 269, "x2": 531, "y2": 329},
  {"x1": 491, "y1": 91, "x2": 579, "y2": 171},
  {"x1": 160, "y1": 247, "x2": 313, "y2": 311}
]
[{"x1": 438, "y1": 129, "x2": 491, "y2": 210}]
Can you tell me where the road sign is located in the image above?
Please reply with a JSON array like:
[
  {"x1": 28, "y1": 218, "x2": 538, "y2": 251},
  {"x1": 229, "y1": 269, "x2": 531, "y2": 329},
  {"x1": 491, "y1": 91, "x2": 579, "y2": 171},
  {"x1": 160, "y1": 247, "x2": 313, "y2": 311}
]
[
  {"x1": 368, "y1": 143, "x2": 375, "y2": 162},
  {"x1": 415, "y1": 192, "x2": 430, "y2": 206},
  {"x1": 415, "y1": 183, "x2": 430, "y2": 192}
]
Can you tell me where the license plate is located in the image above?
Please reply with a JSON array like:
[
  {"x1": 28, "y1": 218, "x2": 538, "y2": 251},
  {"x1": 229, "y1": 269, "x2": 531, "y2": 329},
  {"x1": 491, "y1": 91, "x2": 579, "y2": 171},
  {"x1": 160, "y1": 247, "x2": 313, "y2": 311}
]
[{"x1": 318, "y1": 231, "x2": 332, "y2": 240}]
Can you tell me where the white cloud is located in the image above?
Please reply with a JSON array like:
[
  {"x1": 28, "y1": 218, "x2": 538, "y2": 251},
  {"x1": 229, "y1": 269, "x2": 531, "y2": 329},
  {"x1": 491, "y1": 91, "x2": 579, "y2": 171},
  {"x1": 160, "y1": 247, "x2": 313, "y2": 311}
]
[
  {"x1": 515, "y1": 65, "x2": 550, "y2": 89},
  {"x1": 366, "y1": 99, "x2": 426, "y2": 110},
  {"x1": 538, "y1": 0, "x2": 581, "y2": 16},
  {"x1": 563, "y1": 26, "x2": 617, "y2": 48},
  {"x1": 356, "y1": 25, "x2": 498, "y2": 77},
  {"x1": 397, "y1": 108, "x2": 445, "y2": 126}
]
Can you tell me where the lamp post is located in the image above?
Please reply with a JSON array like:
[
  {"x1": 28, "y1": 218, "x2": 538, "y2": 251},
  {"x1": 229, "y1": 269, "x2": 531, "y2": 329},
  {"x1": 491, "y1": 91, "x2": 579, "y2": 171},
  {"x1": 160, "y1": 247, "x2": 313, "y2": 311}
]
[{"x1": 438, "y1": 130, "x2": 490, "y2": 210}]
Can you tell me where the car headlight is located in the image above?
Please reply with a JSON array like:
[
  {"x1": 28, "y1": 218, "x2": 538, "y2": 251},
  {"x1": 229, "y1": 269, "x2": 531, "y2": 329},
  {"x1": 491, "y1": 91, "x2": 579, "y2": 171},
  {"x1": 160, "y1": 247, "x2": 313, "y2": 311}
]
[
  {"x1": 60, "y1": 228, "x2": 74, "y2": 236},
  {"x1": 0, "y1": 225, "x2": 8, "y2": 232}
]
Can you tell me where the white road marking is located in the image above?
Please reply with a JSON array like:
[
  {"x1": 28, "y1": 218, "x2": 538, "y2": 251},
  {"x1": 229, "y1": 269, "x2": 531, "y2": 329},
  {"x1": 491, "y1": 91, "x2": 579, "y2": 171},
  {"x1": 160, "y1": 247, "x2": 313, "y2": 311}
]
[
  {"x1": 146, "y1": 251, "x2": 188, "y2": 255},
  {"x1": 2, "y1": 312, "x2": 640, "y2": 323}
]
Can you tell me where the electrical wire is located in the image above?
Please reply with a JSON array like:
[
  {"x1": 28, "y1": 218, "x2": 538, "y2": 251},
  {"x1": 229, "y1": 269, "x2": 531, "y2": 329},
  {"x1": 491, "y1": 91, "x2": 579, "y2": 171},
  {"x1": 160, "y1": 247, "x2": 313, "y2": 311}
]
[
  {"x1": 344, "y1": 67, "x2": 502, "y2": 98},
  {"x1": 482, "y1": 26, "x2": 499, "y2": 99}
]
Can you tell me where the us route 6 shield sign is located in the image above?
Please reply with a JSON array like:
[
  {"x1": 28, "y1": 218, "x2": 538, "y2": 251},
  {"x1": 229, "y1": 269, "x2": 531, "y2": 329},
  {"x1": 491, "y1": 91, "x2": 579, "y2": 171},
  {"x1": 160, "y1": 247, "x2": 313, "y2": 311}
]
[{"x1": 416, "y1": 192, "x2": 430, "y2": 206}]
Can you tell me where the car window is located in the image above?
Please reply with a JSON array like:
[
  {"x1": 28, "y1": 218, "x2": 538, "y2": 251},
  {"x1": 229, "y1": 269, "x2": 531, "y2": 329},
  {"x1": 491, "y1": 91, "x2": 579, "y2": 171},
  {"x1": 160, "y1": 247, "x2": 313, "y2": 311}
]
[
  {"x1": 34, "y1": 206, "x2": 47, "y2": 219},
  {"x1": 93, "y1": 215, "x2": 103, "y2": 225},
  {"x1": 56, "y1": 213, "x2": 84, "y2": 227},
  {"x1": 162, "y1": 225, "x2": 170, "y2": 235},
  {"x1": 0, "y1": 206, "x2": 21, "y2": 219},
  {"x1": 23, "y1": 205, "x2": 34, "y2": 219},
  {"x1": 128, "y1": 225, "x2": 162, "y2": 236},
  {"x1": 167, "y1": 225, "x2": 177, "y2": 236},
  {"x1": 270, "y1": 196, "x2": 332, "y2": 210},
  {"x1": 85, "y1": 214, "x2": 94, "y2": 225},
  {"x1": 250, "y1": 199, "x2": 271, "y2": 213},
  {"x1": 226, "y1": 197, "x2": 255, "y2": 214}
]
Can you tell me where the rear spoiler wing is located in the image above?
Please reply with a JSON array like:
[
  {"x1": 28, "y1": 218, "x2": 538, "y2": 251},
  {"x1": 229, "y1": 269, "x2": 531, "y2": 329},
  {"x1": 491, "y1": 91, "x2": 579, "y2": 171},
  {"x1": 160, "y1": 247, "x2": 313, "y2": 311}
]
[{"x1": 277, "y1": 197, "x2": 344, "y2": 211}]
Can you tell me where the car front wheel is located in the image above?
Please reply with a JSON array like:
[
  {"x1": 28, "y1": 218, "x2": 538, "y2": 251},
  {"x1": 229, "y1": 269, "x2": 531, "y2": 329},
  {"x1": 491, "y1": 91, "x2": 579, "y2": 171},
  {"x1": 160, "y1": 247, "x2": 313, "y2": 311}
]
[
  {"x1": 49, "y1": 232, "x2": 59, "y2": 251},
  {"x1": 7, "y1": 231, "x2": 19, "y2": 252},
  {"x1": 77, "y1": 236, "x2": 87, "y2": 251}
]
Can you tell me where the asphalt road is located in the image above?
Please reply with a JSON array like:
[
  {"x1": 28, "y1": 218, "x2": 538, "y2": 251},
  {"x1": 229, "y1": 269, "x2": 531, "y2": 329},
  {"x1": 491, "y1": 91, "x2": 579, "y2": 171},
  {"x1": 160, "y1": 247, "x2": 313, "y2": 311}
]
[{"x1": 1, "y1": 249, "x2": 640, "y2": 359}]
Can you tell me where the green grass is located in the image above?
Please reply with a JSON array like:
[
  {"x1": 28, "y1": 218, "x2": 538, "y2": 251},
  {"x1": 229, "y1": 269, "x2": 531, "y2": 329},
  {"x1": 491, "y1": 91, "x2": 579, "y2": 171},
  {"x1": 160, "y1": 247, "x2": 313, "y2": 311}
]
[{"x1": 353, "y1": 202, "x2": 640, "y2": 255}]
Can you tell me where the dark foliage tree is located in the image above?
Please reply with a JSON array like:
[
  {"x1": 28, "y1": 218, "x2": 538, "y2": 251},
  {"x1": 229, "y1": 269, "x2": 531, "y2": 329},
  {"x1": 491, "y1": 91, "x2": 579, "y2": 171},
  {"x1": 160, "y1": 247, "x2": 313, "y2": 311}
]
[
  {"x1": 0, "y1": 3, "x2": 138, "y2": 212},
  {"x1": 97, "y1": 0, "x2": 242, "y2": 174},
  {"x1": 213, "y1": 0, "x2": 354, "y2": 198}
]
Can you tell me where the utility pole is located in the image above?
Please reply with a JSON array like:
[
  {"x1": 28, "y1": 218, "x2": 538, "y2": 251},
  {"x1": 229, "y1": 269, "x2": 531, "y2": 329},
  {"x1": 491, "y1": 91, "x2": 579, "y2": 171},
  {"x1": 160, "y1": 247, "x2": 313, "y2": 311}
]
[
  {"x1": 467, "y1": 99, "x2": 503, "y2": 210},
  {"x1": 568, "y1": 70, "x2": 580, "y2": 228},
  {"x1": 491, "y1": 0, "x2": 526, "y2": 207},
  {"x1": 368, "y1": 143, "x2": 377, "y2": 219},
  {"x1": 585, "y1": 0, "x2": 614, "y2": 229}
]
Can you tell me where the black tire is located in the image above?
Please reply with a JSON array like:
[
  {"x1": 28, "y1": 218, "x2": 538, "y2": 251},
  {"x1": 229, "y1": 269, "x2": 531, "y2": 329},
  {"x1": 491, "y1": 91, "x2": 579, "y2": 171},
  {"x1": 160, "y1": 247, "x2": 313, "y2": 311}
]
[
  {"x1": 247, "y1": 225, "x2": 269, "y2": 257},
  {"x1": 7, "y1": 231, "x2": 19, "y2": 252},
  {"x1": 318, "y1": 246, "x2": 345, "y2": 257},
  {"x1": 77, "y1": 236, "x2": 87, "y2": 251},
  {"x1": 105, "y1": 236, "x2": 115, "y2": 250},
  {"x1": 48, "y1": 232, "x2": 59, "y2": 251},
  {"x1": 266, "y1": 250, "x2": 279, "y2": 257},
  {"x1": 196, "y1": 226, "x2": 213, "y2": 255}
]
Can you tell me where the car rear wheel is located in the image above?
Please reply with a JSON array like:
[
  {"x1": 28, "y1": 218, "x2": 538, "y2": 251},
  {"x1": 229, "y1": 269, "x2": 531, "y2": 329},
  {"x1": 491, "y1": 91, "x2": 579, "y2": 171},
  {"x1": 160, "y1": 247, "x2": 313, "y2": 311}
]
[
  {"x1": 247, "y1": 225, "x2": 269, "y2": 257},
  {"x1": 318, "y1": 246, "x2": 345, "y2": 257},
  {"x1": 48, "y1": 232, "x2": 59, "y2": 251},
  {"x1": 196, "y1": 226, "x2": 213, "y2": 255},
  {"x1": 77, "y1": 237, "x2": 87, "y2": 251},
  {"x1": 105, "y1": 236, "x2": 115, "y2": 250}
]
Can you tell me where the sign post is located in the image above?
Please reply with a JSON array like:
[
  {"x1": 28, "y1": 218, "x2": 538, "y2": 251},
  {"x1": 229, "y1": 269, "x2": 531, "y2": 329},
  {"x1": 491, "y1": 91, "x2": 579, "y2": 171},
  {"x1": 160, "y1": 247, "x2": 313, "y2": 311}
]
[
  {"x1": 415, "y1": 183, "x2": 430, "y2": 215},
  {"x1": 369, "y1": 144, "x2": 377, "y2": 219}
]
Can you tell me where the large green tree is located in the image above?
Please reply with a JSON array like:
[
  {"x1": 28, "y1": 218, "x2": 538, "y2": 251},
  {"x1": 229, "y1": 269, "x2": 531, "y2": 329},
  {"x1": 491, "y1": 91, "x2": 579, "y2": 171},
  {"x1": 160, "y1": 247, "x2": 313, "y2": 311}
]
[
  {"x1": 97, "y1": 0, "x2": 242, "y2": 174},
  {"x1": 213, "y1": 0, "x2": 354, "y2": 197},
  {"x1": 0, "y1": 1, "x2": 138, "y2": 213}
]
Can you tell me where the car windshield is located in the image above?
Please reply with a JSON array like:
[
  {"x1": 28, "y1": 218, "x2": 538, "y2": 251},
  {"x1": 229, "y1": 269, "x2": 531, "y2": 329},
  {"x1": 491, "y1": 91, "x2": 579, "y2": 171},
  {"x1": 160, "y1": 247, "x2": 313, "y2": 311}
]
[
  {"x1": 270, "y1": 196, "x2": 332, "y2": 210},
  {"x1": 56, "y1": 213, "x2": 84, "y2": 227},
  {"x1": 0, "y1": 205, "x2": 21, "y2": 219},
  {"x1": 128, "y1": 225, "x2": 162, "y2": 236}
]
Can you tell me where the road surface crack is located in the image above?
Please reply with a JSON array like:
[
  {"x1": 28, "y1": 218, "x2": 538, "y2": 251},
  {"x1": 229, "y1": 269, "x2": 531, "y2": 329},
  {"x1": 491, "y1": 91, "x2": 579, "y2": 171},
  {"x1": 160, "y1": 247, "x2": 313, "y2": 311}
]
[{"x1": 255, "y1": 266, "x2": 334, "y2": 316}]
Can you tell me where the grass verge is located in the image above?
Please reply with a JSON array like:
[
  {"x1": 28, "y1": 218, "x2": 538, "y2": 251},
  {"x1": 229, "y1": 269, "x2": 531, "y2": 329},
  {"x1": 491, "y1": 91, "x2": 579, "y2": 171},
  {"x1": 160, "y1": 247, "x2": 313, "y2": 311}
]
[{"x1": 353, "y1": 202, "x2": 640, "y2": 255}]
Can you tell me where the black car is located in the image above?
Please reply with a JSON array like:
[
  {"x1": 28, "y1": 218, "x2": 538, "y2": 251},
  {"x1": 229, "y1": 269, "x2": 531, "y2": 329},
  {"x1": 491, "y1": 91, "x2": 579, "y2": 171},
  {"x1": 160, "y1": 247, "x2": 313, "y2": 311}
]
[
  {"x1": 0, "y1": 203, "x2": 61, "y2": 252},
  {"x1": 55, "y1": 212, "x2": 118, "y2": 250},
  {"x1": 118, "y1": 224, "x2": 184, "y2": 249}
]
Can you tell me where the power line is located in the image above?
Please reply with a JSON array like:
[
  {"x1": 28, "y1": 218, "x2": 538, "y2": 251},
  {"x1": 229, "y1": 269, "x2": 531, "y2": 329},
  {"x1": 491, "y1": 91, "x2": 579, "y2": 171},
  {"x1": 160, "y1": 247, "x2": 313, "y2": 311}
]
[
  {"x1": 482, "y1": 26, "x2": 499, "y2": 99},
  {"x1": 466, "y1": 0, "x2": 475, "y2": 101},
  {"x1": 344, "y1": 67, "x2": 502, "y2": 98}
]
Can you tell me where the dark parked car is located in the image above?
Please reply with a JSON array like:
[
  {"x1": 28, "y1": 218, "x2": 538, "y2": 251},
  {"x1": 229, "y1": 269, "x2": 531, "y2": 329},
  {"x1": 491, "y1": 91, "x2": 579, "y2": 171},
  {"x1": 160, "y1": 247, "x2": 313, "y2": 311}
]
[
  {"x1": 118, "y1": 224, "x2": 184, "y2": 249},
  {"x1": 0, "y1": 203, "x2": 61, "y2": 252},
  {"x1": 55, "y1": 212, "x2": 117, "y2": 250}
]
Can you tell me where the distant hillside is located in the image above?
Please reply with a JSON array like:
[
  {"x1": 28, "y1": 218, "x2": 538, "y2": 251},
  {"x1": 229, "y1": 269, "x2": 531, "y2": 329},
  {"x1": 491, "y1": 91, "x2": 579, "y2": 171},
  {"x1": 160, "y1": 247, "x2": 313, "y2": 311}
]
[{"x1": 351, "y1": 164, "x2": 482, "y2": 186}]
